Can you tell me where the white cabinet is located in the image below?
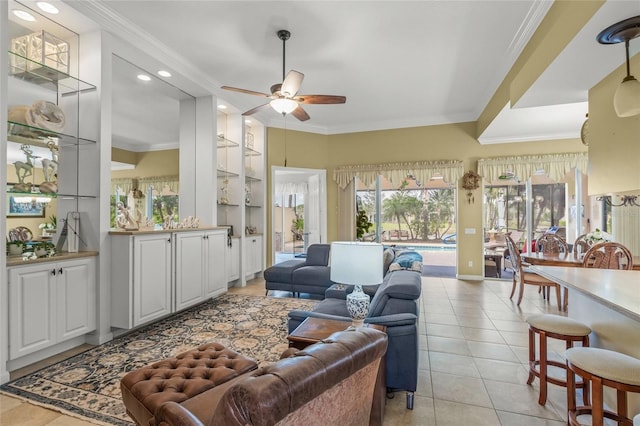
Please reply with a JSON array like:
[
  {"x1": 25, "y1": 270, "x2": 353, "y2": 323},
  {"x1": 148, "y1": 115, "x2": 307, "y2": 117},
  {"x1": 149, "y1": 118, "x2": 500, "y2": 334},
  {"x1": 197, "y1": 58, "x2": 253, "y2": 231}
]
[
  {"x1": 111, "y1": 233, "x2": 172, "y2": 329},
  {"x1": 226, "y1": 237, "x2": 240, "y2": 282},
  {"x1": 174, "y1": 230, "x2": 227, "y2": 310},
  {"x1": 245, "y1": 235, "x2": 263, "y2": 277},
  {"x1": 8, "y1": 257, "x2": 96, "y2": 360},
  {"x1": 111, "y1": 229, "x2": 227, "y2": 329},
  {"x1": 174, "y1": 232, "x2": 207, "y2": 311},
  {"x1": 205, "y1": 231, "x2": 227, "y2": 298}
]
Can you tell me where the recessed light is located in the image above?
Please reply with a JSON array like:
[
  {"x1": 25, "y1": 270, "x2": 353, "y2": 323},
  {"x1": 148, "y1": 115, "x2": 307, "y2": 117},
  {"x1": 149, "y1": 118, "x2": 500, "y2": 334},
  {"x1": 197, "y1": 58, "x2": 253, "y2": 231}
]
[
  {"x1": 217, "y1": 104, "x2": 227, "y2": 110},
  {"x1": 36, "y1": 2, "x2": 59, "y2": 14},
  {"x1": 12, "y1": 9, "x2": 36, "y2": 21},
  {"x1": 157, "y1": 70, "x2": 171, "y2": 77},
  {"x1": 137, "y1": 74, "x2": 151, "y2": 81}
]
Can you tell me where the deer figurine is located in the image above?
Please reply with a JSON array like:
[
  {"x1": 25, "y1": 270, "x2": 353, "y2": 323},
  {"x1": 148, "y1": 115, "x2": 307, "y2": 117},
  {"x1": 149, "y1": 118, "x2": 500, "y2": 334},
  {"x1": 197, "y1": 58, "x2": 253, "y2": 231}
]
[
  {"x1": 14, "y1": 144, "x2": 39, "y2": 185},
  {"x1": 41, "y1": 140, "x2": 59, "y2": 182}
]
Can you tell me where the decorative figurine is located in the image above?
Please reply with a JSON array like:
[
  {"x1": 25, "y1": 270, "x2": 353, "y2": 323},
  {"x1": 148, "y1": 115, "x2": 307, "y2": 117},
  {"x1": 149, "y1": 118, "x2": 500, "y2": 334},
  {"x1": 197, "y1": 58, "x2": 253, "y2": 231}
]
[
  {"x1": 13, "y1": 144, "x2": 39, "y2": 192},
  {"x1": 40, "y1": 139, "x2": 59, "y2": 193}
]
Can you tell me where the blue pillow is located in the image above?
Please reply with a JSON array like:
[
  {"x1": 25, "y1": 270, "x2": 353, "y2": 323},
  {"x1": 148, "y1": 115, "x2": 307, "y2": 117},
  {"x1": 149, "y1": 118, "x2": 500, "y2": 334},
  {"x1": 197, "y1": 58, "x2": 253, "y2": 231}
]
[{"x1": 389, "y1": 251, "x2": 423, "y2": 272}]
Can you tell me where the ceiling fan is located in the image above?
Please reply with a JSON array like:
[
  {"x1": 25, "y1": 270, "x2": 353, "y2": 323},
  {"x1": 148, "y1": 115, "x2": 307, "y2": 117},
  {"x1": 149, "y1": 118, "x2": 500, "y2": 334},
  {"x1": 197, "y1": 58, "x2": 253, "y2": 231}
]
[{"x1": 221, "y1": 30, "x2": 346, "y2": 121}]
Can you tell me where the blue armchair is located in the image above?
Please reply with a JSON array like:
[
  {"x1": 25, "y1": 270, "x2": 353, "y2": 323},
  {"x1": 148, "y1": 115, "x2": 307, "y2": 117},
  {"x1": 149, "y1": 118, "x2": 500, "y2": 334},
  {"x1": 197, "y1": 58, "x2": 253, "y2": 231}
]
[{"x1": 288, "y1": 269, "x2": 421, "y2": 409}]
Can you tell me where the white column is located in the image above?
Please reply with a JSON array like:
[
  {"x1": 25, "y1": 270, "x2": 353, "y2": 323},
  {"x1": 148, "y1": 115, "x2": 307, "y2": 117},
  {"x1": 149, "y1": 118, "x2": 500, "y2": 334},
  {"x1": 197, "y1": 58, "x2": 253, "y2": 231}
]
[{"x1": 1, "y1": 0, "x2": 10, "y2": 384}]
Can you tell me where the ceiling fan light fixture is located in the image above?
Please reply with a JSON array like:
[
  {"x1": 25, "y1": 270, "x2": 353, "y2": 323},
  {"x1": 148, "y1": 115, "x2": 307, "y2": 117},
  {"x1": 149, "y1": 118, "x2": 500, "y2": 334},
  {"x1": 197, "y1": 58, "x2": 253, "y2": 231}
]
[
  {"x1": 270, "y1": 98, "x2": 298, "y2": 114},
  {"x1": 614, "y1": 75, "x2": 640, "y2": 117}
]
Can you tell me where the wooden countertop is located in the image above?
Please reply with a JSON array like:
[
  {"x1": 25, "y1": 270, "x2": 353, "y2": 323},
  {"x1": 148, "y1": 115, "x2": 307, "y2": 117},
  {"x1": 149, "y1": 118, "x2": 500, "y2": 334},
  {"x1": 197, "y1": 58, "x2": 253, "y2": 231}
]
[
  {"x1": 530, "y1": 265, "x2": 640, "y2": 322},
  {"x1": 109, "y1": 226, "x2": 227, "y2": 235},
  {"x1": 7, "y1": 251, "x2": 99, "y2": 267}
]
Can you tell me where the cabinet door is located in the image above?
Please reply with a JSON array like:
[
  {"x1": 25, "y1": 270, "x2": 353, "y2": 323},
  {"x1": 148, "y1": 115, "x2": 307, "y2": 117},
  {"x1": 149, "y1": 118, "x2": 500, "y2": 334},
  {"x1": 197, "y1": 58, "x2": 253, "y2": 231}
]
[
  {"x1": 245, "y1": 236, "x2": 263, "y2": 275},
  {"x1": 227, "y1": 238, "x2": 240, "y2": 282},
  {"x1": 56, "y1": 258, "x2": 96, "y2": 341},
  {"x1": 174, "y1": 232, "x2": 206, "y2": 311},
  {"x1": 205, "y1": 231, "x2": 227, "y2": 298},
  {"x1": 133, "y1": 234, "x2": 172, "y2": 327},
  {"x1": 9, "y1": 264, "x2": 57, "y2": 360}
]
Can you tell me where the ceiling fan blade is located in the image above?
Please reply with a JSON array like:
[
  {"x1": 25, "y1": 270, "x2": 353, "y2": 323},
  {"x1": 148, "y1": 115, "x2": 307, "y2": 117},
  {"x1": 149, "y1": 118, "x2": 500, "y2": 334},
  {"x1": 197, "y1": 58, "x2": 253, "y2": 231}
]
[
  {"x1": 291, "y1": 105, "x2": 310, "y2": 121},
  {"x1": 221, "y1": 86, "x2": 271, "y2": 98},
  {"x1": 280, "y1": 70, "x2": 304, "y2": 97},
  {"x1": 242, "y1": 103, "x2": 271, "y2": 116},
  {"x1": 294, "y1": 94, "x2": 347, "y2": 104}
]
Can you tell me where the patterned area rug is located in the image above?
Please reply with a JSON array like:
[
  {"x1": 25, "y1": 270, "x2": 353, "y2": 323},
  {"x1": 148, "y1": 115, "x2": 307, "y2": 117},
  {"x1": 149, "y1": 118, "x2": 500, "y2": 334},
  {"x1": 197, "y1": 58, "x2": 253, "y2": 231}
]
[{"x1": 0, "y1": 294, "x2": 317, "y2": 425}]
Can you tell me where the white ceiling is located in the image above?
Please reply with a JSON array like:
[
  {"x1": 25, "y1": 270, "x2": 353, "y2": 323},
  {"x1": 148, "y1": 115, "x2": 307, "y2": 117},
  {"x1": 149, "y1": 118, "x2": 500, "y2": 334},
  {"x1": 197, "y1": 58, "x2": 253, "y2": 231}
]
[{"x1": 18, "y1": 1, "x2": 640, "y2": 147}]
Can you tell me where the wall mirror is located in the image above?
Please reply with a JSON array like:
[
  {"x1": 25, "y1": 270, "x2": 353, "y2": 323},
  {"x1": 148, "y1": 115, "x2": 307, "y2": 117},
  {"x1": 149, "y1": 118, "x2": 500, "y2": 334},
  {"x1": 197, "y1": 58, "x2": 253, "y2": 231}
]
[{"x1": 110, "y1": 54, "x2": 196, "y2": 229}]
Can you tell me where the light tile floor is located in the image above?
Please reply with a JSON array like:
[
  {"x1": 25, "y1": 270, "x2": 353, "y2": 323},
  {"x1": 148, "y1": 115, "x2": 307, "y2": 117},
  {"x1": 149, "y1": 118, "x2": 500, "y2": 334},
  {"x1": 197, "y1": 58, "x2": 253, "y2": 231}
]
[{"x1": 1, "y1": 276, "x2": 578, "y2": 425}]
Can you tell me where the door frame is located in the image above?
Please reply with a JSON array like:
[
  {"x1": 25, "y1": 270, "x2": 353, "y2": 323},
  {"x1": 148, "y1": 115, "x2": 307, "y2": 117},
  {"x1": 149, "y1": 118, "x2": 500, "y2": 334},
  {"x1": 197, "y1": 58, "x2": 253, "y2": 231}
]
[{"x1": 271, "y1": 166, "x2": 327, "y2": 264}]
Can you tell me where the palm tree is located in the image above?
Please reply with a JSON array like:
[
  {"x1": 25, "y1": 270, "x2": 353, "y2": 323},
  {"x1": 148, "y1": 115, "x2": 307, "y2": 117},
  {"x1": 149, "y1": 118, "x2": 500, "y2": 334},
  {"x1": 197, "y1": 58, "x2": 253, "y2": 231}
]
[
  {"x1": 382, "y1": 192, "x2": 422, "y2": 239},
  {"x1": 424, "y1": 189, "x2": 455, "y2": 240}
]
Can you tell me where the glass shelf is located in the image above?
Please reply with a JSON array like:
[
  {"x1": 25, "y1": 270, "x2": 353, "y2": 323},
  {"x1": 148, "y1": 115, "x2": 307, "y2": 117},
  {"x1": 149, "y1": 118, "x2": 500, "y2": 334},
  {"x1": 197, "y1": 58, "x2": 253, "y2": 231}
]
[
  {"x1": 244, "y1": 146, "x2": 261, "y2": 157},
  {"x1": 8, "y1": 121, "x2": 97, "y2": 146},
  {"x1": 245, "y1": 175, "x2": 261, "y2": 183},
  {"x1": 7, "y1": 190, "x2": 96, "y2": 199},
  {"x1": 217, "y1": 203, "x2": 240, "y2": 207},
  {"x1": 217, "y1": 169, "x2": 239, "y2": 178},
  {"x1": 8, "y1": 51, "x2": 96, "y2": 95},
  {"x1": 245, "y1": 204, "x2": 262, "y2": 208},
  {"x1": 217, "y1": 135, "x2": 239, "y2": 148}
]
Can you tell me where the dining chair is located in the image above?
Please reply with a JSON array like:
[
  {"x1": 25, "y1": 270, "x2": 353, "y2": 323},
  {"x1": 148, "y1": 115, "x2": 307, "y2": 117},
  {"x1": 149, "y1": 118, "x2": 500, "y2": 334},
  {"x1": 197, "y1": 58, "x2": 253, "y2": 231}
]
[
  {"x1": 572, "y1": 233, "x2": 591, "y2": 259},
  {"x1": 506, "y1": 235, "x2": 563, "y2": 310},
  {"x1": 536, "y1": 234, "x2": 569, "y2": 255},
  {"x1": 534, "y1": 234, "x2": 570, "y2": 299},
  {"x1": 582, "y1": 242, "x2": 634, "y2": 270}
]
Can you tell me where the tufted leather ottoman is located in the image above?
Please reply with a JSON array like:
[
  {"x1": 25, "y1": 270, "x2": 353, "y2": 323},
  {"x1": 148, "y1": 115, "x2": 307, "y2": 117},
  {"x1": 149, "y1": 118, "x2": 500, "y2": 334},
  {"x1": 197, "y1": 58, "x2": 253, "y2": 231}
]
[{"x1": 120, "y1": 342, "x2": 258, "y2": 426}]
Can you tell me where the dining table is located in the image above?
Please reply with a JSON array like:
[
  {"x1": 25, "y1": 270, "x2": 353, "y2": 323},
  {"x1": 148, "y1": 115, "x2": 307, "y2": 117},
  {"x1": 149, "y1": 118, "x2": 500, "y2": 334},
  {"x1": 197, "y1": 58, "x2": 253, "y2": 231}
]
[{"x1": 521, "y1": 251, "x2": 640, "y2": 270}]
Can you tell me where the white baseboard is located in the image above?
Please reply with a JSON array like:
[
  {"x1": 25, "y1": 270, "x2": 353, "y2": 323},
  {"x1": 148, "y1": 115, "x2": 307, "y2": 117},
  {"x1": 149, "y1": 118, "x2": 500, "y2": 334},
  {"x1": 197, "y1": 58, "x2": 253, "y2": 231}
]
[{"x1": 456, "y1": 274, "x2": 484, "y2": 281}]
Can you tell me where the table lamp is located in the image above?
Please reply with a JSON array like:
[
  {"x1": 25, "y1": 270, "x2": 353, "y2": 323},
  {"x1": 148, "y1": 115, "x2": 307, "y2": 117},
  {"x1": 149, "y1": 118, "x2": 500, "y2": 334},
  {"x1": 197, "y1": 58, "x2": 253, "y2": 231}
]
[{"x1": 330, "y1": 241, "x2": 383, "y2": 326}]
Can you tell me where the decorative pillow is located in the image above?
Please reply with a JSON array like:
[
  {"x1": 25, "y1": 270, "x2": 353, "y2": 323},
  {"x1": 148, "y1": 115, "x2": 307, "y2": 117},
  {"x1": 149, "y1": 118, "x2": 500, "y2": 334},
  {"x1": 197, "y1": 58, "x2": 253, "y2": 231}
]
[
  {"x1": 388, "y1": 251, "x2": 423, "y2": 272},
  {"x1": 382, "y1": 248, "x2": 395, "y2": 275}
]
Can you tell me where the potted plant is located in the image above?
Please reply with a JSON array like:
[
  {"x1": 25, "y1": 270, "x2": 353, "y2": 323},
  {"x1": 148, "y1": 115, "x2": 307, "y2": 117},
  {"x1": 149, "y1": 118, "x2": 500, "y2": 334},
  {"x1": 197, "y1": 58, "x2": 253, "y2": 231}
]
[
  {"x1": 356, "y1": 209, "x2": 373, "y2": 241},
  {"x1": 7, "y1": 240, "x2": 24, "y2": 256},
  {"x1": 32, "y1": 241, "x2": 55, "y2": 257},
  {"x1": 39, "y1": 214, "x2": 57, "y2": 237}
]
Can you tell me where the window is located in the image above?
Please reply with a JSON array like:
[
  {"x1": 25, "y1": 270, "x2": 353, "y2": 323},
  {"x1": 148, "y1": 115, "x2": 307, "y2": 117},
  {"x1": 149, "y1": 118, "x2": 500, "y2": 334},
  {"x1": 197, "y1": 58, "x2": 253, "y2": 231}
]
[{"x1": 356, "y1": 175, "x2": 456, "y2": 244}]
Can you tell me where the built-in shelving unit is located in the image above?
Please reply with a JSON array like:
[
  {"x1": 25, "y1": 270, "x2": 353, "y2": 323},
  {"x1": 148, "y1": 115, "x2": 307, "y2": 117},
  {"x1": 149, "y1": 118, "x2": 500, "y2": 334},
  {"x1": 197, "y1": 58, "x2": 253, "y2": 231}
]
[
  {"x1": 215, "y1": 111, "x2": 265, "y2": 283},
  {"x1": 3, "y1": 3, "x2": 101, "y2": 377}
]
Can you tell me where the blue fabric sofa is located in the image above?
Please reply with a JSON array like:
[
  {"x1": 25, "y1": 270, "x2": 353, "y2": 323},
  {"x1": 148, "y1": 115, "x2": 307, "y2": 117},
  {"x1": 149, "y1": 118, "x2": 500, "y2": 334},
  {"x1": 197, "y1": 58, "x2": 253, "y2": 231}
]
[
  {"x1": 263, "y1": 244, "x2": 332, "y2": 297},
  {"x1": 287, "y1": 263, "x2": 422, "y2": 409}
]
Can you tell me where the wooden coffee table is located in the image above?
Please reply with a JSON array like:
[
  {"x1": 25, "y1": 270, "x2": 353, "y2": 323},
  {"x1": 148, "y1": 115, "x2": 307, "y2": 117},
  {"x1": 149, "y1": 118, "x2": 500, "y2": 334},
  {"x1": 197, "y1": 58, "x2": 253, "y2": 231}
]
[{"x1": 287, "y1": 317, "x2": 387, "y2": 426}]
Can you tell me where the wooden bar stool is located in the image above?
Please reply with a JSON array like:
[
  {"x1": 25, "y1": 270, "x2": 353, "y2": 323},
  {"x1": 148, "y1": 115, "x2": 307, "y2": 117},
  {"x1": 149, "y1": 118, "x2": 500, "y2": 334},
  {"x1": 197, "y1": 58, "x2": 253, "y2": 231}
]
[
  {"x1": 566, "y1": 347, "x2": 640, "y2": 426},
  {"x1": 526, "y1": 314, "x2": 591, "y2": 405}
]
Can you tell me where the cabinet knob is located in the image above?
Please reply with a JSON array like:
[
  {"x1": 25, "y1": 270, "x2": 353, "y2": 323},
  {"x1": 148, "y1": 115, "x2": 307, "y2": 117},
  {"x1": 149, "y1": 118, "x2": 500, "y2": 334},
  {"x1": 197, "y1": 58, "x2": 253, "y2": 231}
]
[
  {"x1": 51, "y1": 269, "x2": 56, "y2": 276},
  {"x1": 58, "y1": 268, "x2": 63, "y2": 275}
]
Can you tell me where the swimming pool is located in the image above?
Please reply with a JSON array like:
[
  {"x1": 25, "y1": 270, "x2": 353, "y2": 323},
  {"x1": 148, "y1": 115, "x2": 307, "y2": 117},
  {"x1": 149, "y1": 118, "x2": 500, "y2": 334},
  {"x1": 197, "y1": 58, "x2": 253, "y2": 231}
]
[{"x1": 390, "y1": 245, "x2": 457, "y2": 252}]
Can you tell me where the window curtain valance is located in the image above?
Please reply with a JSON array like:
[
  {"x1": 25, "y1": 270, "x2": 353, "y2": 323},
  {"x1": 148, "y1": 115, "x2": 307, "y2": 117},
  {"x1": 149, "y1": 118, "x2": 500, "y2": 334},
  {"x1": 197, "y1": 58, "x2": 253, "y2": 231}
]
[
  {"x1": 111, "y1": 176, "x2": 179, "y2": 195},
  {"x1": 333, "y1": 160, "x2": 464, "y2": 190},
  {"x1": 275, "y1": 182, "x2": 309, "y2": 194},
  {"x1": 477, "y1": 153, "x2": 588, "y2": 183}
]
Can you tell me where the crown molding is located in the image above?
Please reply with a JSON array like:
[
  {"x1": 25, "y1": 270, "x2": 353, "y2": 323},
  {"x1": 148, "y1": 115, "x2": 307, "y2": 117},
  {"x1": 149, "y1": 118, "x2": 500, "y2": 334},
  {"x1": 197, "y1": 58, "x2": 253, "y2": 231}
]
[
  {"x1": 471, "y1": 0, "x2": 554, "y2": 119},
  {"x1": 66, "y1": 0, "x2": 218, "y2": 98},
  {"x1": 478, "y1": 131, "x2": 580, "y2": 145}
]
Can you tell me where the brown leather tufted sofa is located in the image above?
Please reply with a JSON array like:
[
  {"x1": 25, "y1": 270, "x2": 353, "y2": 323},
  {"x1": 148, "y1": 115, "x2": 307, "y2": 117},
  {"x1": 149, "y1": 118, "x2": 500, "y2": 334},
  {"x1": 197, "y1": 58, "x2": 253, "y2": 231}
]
[{"x1": 154, "y1": 327, "x2": 388, "y2": 426}]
